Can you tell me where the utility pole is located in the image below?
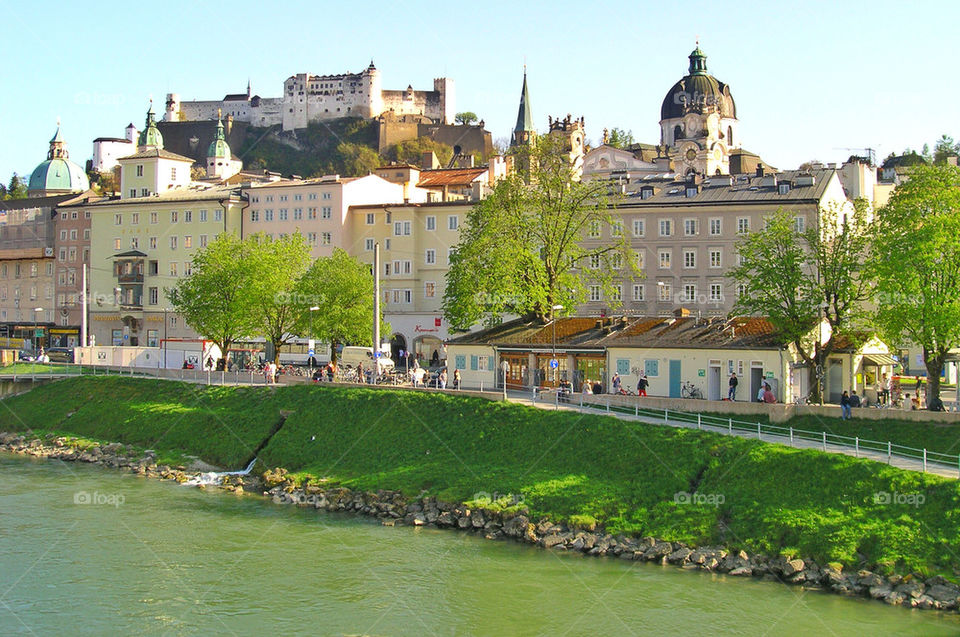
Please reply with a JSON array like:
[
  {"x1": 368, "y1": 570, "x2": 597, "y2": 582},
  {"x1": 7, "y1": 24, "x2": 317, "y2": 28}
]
[
  {"x1": 81, "y1": 263, "x2": 88, "y2": 348},
  {"x1": 373, "y1": 242, "x2": 381, "y2": 382}
]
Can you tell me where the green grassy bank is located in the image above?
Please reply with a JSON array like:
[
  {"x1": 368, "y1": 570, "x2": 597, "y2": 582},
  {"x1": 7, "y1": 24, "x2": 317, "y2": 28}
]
[{"x1": 2, "y1": 376, "x2": 960, "y2": 578}]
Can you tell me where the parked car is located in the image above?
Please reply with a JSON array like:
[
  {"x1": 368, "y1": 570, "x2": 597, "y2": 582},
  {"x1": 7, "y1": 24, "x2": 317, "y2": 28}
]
[
  {"x1": 45, "y1": 347, "x2": 74, "y2": 363},
  {"x1": 18, "y1": 350, "x2": 37, "y2": 362}
]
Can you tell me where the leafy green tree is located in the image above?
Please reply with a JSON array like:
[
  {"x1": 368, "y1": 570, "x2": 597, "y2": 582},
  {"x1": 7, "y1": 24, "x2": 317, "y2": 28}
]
[
  {"x1": 247, "y1": 233, "x2": 313, "y2": 364},
  {"x1": 6, "y1": 174, "x2": 27, "y2": 199},
  {"x1": 335, "y1": 142, "x2": 381, "y2": 177},
  {"x1": 606, "y1": 127, "x2": 634, "y2": 149},
  {"x1": 933, "y1": 134, "x2": 959, "y2": 165},
  {"x1": 730, "y1": 203, "x2": 872, "y2": 403},
  {"x1": 386, "y1": 137, "x2": 453, "y2": 167},
  {"x1": 294, "y1": 248, "x2": 388, "y2": 363},
  {"x1": 443, "y1": 135, "x2": 637, "y2": 329},
  {"x1": 167, "y1": 233, "x2": 258, "y2": 369},
  {"x1": 455, "y1": 112, "x2": 478, "y2": 126},
  {"x1": 870, "y1": 165, "x2": 960, "y2": 404}
]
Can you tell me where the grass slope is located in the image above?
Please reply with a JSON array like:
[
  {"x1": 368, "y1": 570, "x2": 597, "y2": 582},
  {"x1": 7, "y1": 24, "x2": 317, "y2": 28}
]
[{"x1": 2, "y1": 377, "x2": 959, "y2": 577}]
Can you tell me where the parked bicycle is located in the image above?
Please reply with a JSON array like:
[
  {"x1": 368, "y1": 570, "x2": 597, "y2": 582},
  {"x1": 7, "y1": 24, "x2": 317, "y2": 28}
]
[{"x1": 681, "y1": 381, "x2": 703, "y2": 400}]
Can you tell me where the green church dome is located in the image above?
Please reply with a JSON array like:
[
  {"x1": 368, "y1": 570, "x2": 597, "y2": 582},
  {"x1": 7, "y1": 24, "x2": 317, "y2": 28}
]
[
  {"x1": 28, "y1": 124, "x2": 90, "y2": 195},
  {"x1": 207, "y1": 118, "x2": 231, "y2": 158},
  {"x1": 137, "y1": 101, "x2": 164, "y2": 149},
  {"x1": 661, "y1": 46, "x2": 736, "y2": 121}
]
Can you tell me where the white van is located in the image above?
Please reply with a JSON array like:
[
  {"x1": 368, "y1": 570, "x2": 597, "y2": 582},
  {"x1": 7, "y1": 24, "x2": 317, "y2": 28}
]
[{"x1": 339, "y1": 346, "x2": 394, "y2": 370}]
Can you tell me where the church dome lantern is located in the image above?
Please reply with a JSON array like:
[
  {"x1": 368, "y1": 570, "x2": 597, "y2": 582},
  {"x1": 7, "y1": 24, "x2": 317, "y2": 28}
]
[{"x1": 27, "y1": 121, "x2": 90, "y2": 197}]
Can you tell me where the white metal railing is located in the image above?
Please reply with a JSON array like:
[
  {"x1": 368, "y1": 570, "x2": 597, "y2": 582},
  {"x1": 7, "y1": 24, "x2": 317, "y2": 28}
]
[{"x1": 531, "y1": 391, "x2": 960, "y2": 477}]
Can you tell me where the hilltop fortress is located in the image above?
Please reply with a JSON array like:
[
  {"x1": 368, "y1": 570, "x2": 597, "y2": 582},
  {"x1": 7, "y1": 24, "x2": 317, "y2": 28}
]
[{"x1": 164, "y1": 61, "x2": 455, "y2": 131}]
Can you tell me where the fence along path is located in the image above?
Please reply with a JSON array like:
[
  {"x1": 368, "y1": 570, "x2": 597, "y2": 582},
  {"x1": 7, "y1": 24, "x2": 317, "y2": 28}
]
[{"x1": 521, "y1": 391, "x2": 960, "y2": 480}]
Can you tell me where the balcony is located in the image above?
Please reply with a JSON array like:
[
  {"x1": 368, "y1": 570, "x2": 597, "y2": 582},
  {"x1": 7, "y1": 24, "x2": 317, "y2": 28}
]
[{"x1": 117, "y1": 271, "x2": 144, "y2": 284}]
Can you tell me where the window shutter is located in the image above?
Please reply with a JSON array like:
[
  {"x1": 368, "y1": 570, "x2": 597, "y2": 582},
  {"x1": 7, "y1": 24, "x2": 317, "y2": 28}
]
[
  {"x1": 455, "y1": 355, "x2": 465, "y2": 370},
  {"x1": 470, "y1": 355, "x2": 478, "y2": 371},
  {"x1": 487, "y1": 356, "x2": 494, "y2": 371}
]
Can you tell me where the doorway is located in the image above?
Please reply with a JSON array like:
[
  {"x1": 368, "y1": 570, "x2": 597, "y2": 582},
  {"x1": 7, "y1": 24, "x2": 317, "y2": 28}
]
[
  {"x1": 827, "y1": 359, "x2": 843, "y2": 404},
  {"x1": 708, "y1": 363, "x2": 721, "y2": 401},
  {"x1": 669, "y1": 360, "x2": 682, "y2": 398},
  {"x1": 750, "y1": 367, "x2": 764, "y2": 401},
  {"x1": 390, "y1": 334, "x2": 407, "y2": 368},
  {"x1": 501, "y1": 353, "x2": 528, "y2": 389}
]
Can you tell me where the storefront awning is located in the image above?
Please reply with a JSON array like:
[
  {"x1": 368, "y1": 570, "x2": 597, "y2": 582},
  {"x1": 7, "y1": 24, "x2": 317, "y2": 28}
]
[{"x1": 862, "y1": 354, "x2": 897, "y2": 367}]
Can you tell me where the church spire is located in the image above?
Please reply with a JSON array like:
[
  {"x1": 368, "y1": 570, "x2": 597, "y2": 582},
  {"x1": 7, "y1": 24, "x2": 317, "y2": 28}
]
[{"x1": 512, "y1": 68, "x2": 535, "y2": 147}]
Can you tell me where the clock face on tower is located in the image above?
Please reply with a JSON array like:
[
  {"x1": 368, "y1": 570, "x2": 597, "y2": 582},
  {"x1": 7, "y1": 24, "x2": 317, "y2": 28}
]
[{"x1": 686, "y1": 148, "x2": 697, "y2": 162}]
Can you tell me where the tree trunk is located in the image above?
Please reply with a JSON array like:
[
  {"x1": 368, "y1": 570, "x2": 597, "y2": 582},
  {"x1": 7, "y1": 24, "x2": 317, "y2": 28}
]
[
  {"x1": 924, "y1": 350, "x2": 945, "y2": 406},
  {"x1": 806, "y1": 364, "x2": 823, "y2": 405}
]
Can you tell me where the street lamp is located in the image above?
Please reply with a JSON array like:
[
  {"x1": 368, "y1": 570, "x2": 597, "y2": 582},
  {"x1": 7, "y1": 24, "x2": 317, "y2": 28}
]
[
  {"x1": 33, "y1": 307, "x2": 43, "y2": 354},
  {"x1": 551, "y1": 304, "x2": 564, "y2": 386},
  {"x1": 308, "y1": 306, "x2": 319, "y2": 373}
]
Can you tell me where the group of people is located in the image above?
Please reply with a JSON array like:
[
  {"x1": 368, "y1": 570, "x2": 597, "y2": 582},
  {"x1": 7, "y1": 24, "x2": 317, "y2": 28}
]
[{"x1": 262, "y1": 360, "x2": 280, "y2": 384}]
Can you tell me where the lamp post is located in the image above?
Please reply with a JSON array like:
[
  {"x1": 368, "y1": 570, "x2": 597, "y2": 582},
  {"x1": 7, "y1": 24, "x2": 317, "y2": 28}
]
[
  {"x1": 32, "y1": 307, "x2": 43, "y2": 355},
  {"x1": 551, "y1": 304, "x2": 564, "y2": 385},
  {"x1": 308, "y1": 306, "x2": 319, "y2": 373},
  {"x1": 162, "y1": 307, "x2": 170, "y2": 369}
]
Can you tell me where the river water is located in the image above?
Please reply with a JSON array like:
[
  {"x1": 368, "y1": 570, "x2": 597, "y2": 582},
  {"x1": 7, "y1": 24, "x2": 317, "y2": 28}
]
[{"x1": 1, "y1": 453, "x2": 958, "y2": 636}]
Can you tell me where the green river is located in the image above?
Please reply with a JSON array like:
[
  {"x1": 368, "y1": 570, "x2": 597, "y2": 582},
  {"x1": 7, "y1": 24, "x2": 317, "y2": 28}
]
[{"x1": 2, "y1": 453, "x2": 958, "y2": 636}]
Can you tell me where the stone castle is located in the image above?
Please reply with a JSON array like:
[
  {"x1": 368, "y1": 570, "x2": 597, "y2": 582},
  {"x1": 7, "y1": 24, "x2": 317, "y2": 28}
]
[{"x1": 164, "y1": 61, "x2": 454, "y2": 131}]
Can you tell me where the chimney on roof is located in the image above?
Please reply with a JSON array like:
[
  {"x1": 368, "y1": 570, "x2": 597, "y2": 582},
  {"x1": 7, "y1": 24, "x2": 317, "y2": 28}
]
[
  {"x1": 422, "y1": 151, "x2": 440, "y2": 170},
  {"x1": 756, "y1": 164, "x2": 765, "y2": 178}
]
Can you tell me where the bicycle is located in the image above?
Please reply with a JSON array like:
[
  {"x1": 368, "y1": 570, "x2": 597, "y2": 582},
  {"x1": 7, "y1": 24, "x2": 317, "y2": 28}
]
[{"x1": 681, "y1": 381, "x2": 703, "y2": 400}]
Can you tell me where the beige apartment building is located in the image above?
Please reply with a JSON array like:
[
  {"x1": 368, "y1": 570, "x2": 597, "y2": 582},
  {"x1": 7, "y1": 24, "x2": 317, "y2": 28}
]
[
  {"x1": 579, "y1": 167, "x2": 848, "y2": 318},
  {"x1": 242, "y1": 174, "x2": 416, "y2": 257},
  {"x1": 349, "y1": 200, "x2": 472, "y2": 363}
]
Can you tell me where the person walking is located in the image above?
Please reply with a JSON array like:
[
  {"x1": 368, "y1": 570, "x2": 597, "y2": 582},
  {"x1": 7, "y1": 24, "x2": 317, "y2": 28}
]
[
  {"x1": 356, "y1": 362, "x2": 364, "y2": 384},
  {"x1": 840, "y1": 390, "x2": 851, "y2": 420},
  {"x1": 728, "y1": 372, "x2": 738, "y2": 401},
  {"x1": 453, "y1": 369, "x2": 461, "y2": 390},
  {"x1": 439, "y1": 369, "x2": 448, "y2": 390},
  {"x1": 612, "y1": 373, "x2": 621, "y2": 394},
  {"x1": 757, "y1": 384, "x2": 766, "y2": 403},
  {"x1": 637, "y1": 373, "x2": 648, "y2": 397}
]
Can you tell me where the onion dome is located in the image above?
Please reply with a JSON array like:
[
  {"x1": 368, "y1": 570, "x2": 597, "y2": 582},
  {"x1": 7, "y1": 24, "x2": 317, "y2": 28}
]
[{"x1": 137, "y1": 100, "x2": 164, "y2": 149}]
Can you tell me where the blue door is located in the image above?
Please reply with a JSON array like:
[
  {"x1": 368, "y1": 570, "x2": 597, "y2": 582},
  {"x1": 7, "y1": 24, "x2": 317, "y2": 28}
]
[{"x1": 669, "y1": 360, "x2": 682, "y2": 398}]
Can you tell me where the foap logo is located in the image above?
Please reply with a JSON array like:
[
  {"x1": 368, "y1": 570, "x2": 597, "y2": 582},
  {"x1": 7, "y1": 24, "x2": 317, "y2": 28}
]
[
  {"x1": 674, "y1": 491, "x2": 725, "y2": 507},
  {"x1": 471, "y1": 491, "x2": 525, "y2": 507},
  {"x1": 74, "y1": 490, "x2": 125, "y2": 508},
  {"x1": 873, "y1": 491, "x2": 925, "y2": 508}
]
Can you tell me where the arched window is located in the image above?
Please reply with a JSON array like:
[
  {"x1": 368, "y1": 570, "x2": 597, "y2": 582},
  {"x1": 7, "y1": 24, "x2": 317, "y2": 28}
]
[
  {"x1": 727, "y1": 126, "x2": 734, "y2": 146},
  {"x1": 674, "y1": 125, "x2": 683, "y2": 142}
]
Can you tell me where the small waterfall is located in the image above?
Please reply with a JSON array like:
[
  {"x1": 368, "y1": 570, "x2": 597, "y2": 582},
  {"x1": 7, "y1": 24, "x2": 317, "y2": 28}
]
[{"x1": 183, "y1": 457, "x2": 257, "y2": 486}]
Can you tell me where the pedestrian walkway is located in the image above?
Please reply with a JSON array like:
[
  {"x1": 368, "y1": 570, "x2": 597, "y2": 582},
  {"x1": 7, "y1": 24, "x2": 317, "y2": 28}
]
[{"x1": 513, "y1": 392, "x2": 959, "y2": 480}]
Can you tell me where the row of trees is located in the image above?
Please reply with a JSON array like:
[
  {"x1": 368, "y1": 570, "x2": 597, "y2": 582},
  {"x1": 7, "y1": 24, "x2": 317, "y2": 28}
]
[{"x1": 168, "y1": 233, "x2": 382, "y2": 367}]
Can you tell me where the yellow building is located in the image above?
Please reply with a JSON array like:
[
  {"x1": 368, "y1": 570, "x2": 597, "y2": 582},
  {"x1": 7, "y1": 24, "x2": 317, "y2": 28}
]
[
  {"x1": 81, "y1": 186, "x2": 244, "y2": 347},
  {"x1": 75, "y1": 103, "x2": 244, "y2": 348},
  {"x1": 349, "y1": 200, "x2": 472, "y2": 363}
]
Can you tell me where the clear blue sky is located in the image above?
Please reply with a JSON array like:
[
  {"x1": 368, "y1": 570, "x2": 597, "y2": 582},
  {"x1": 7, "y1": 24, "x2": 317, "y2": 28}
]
[{"x1": 3, "y1": 0, "x2": 957, "y2": 180}]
